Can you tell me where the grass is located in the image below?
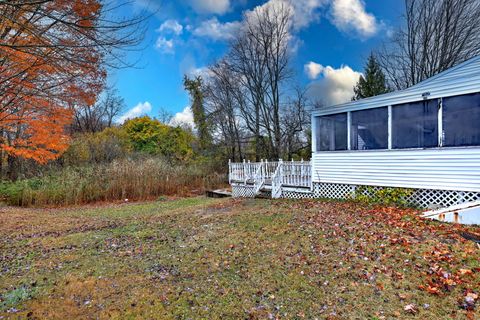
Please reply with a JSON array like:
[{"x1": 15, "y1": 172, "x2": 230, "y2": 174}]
[{"x1": 0, "y1": 197, "x2": 479, "y2": 319}]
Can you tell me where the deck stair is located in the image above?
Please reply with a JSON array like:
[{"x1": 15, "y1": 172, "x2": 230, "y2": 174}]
[{"x1": 229, "y1": 159, "x2": 312, "y2": 198}]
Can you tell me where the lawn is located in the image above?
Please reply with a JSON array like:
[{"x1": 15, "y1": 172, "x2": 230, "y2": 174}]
[{"x1": 0, "y1": 197, "x2": 479, "y2": 319}]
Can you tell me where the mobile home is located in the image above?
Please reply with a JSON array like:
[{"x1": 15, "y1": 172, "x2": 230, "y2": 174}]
[{"x1": 229, "y1": 56, "x2": 480, "y2": 207}]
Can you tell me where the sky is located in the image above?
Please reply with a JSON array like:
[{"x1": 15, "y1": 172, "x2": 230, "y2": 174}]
[{"x1": 111, "y1": 0, "x2": 405, "y2": 125}]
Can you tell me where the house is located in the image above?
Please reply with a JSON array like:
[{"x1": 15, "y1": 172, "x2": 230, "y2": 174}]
[{"x1": 229, "y1": 56, "x2": 480, "y2": 208}]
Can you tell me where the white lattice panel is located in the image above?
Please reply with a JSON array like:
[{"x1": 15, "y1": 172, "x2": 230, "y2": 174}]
[
  {"x1": 282, "y1": 191, "x2": 315, "y2": 199},
  {"x1": 313, "y1": 183, "x2": 480, "y2": 208},
  {"x1": 232, "y1": 185, "x2": 256, "y2": 198},
  {"x1": 313, "y1": 183, "x2": 355, "y2": 199},
  {"x1": 406, "y1": 189, "x2": 480, "y2": 208}
]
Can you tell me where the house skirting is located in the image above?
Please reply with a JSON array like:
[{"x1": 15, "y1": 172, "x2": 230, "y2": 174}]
[{"x1": 232, "y1": 182, "x2": 480, "y2": 208}]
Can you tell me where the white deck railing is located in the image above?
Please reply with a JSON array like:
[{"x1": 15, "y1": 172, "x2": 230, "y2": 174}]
[
  {"x1": 229, "y1": 159, "x2": 312, "y2": 196},
  {"x1": 280, "y1": 161, "x2": 312, "y2": 188}
]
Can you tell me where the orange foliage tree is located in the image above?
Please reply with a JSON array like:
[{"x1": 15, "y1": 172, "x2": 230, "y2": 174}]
[{"x1": 0, "y1": 0, "x2": 144, "y2": 173}]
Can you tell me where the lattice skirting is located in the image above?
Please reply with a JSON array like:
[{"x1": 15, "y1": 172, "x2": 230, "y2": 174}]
[
  {"x1": 231, "y1": 182, "x2": 480, "y2": 208},
  {"x1": 309, "y1": 183, "x2": 480, "y2": 208},
  {"x1": 231, "y1": 184, "x2": 256, "y2": 198}
]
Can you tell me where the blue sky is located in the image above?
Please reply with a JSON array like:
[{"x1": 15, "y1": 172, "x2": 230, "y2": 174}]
[{"x1": 111, "y1": 0, "x2": 404, "y2": 124}]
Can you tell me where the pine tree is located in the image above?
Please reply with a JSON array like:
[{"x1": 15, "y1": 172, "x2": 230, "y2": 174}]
[{"x1": 353, "y1": 53, "x2": 390, "y2": 100}]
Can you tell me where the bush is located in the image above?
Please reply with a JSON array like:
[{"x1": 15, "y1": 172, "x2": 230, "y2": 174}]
[
  {"x1": 62, "y1": 127, "x2": 132, "y2": 166},
  {"x1": 123, "y1": 116, "x2": 195, "y2": 161},
  {"x1": 0, "y1": 157, "x2": 226, "y2": 207},
  {"x1": 354, "y1": 186, "x2": 415, "y2": 207}
]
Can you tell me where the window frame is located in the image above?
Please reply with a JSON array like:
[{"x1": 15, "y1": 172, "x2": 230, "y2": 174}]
[
  {"x1": 313, "y1": 91, "x2": 480, "y2": 153},
  {"x1": 315, "y1": 113, "x2": 348, "y2": 152},
  {"x1": 350, "y1": 107, "x2": 389, "y2": 150}
]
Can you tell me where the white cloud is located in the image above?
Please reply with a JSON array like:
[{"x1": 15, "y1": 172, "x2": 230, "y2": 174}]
[
  {"x1": 193, "y1": 18, "x2": 242, "y2": 41},
  {"x1": 246, "y1": 0, "x2": 327, "y2": 31},
  {"x1": 155, "y1": 37, "x2": 175, "y2": 54},
  {"x1": 291, "y1": 0, "x2": 329, "y2": 29},
  {"x1": 117, "y1": 102, "x2": 153, "y2": 123},
  {"x1": 304, "y1": 61, "x2": 325, "y2": 80},
  {"x1": 307, "y1": 64, "x2": 362, "y2": 107},
  {"x1": 170, "y1": 106, "x2": 195, "y2": 129},
  {"x1": 158, "y1": 20, "x2": 183, "y2": 35},
  {"x1": 188, "y1": 0, "x2": 231, "y2": 15},
  {"x1": 330, "y1": 0, "x2": 379, "y2": 38}
]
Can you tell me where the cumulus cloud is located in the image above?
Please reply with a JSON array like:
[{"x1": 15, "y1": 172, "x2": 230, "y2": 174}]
[
  {"x1": 170, "y1": 106, "x2": 195, "y2": 129},
  {"x1": 158, "y1": 19, "x2": 183, "y2": 35},
  {"x1": 193, "y1": 17, "x2": 242, "y2": 41},
  {"x1": 246, "y1": 0, "x2": 327, "y2": 31},
  {"x1": 330, "y1": 0, "x2": 379, "y2": 38},
  {"x1": 304, "y1": 61, "x2": 325, "y2": 80},
  {"x1": 117, "y1": 102, "x2": 153, "y2": 123},
  {"x1": 155, "y1": 37, "x2": 175, "y2": 54},
  {"x1": 188, "y1": 0, "x2": 231, "y2": 15},
  {"x1": 307, "y1": 64, "x2": 362, "y2": 107},
  {"x1": 291, "y1": 0, "x2": 329, "y2": 29}
]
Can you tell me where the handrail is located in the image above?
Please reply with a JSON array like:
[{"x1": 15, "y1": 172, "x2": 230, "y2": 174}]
[
  {"x1": 253, "y1": 162, "x2": 265, "y2": 194},
  {"x1": 271, "y1": 160, "x2": 283, "y2": 198}
]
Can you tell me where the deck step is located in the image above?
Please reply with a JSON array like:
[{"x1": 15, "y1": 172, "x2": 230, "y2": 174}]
[{"x1": 206, "y1": 189, "x2": 232, "y2": 198}]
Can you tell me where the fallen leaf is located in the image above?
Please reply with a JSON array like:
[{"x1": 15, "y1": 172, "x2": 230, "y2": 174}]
[{"x1": 404, "y1": 304, "x2": 418, "y2": 314}]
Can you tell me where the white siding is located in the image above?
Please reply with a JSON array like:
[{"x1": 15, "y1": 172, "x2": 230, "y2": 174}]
[{"x1": 312, "y1": 147, "x2": 480, "y2": 192}]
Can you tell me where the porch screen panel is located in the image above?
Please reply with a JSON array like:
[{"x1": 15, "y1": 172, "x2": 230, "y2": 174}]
[
  {"x1": 316, "y1": 113, "x2": 347, "y2": 151},
  {"x1": 392, "y1": 100, "x2": 438, "y2": 149},
  {"x1": 443, "y1": 92, "x2": 480, "y2": 147},
  {"x1": 350, "y1": 107, "x2": 388, "y2": 150}
]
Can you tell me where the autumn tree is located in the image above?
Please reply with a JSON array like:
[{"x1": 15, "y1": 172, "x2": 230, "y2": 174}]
[
  {"x1": 0, "y1": 0, "x2": 144, "y2": 177},
  {"x1": 353, "y1": 53, "x2": 390, "y2": 100}
]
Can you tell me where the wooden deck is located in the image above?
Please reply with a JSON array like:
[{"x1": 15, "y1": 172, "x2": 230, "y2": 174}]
[{"x1": 229, "y1": 160, "x2": 312, "y2": 198}]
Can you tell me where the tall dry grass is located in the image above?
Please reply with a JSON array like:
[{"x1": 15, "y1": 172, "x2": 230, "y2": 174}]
[{"x1": 0, "y1": 158, "x2": 226, "y2": 206}]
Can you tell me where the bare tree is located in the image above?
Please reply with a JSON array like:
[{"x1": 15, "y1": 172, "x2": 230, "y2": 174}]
[
  {"x1": 228, "y1": 22, "x2": 268, "y2": 161},
  {"x1": 72, "y1": 88, "x2": 125, "y2": 133},
  {"x1": 205, "y1": 60, "x2": 246, "y2": 161},
  {"x1": 281, "y1": 88, "x2": 310, "y2": 159},
  {"x1": 255, "y1": 3, "x2": 293, "y2": 158},
  {"x1": 224, "y1": 2, "x2": 294, "y2": 159},
  {"x1": 158, "y1": 107, "x2": 173, "y2": 125},
  {"x1": 377, "y1": 0, "x2": 480, "y2": 90}
]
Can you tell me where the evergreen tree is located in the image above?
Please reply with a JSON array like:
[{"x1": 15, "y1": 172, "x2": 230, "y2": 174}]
[
  {"x1": 353, "y1": 53, "x2": 390, "y2": 100},
  {"x1": 183, "y1": 75, "x2": 211, "y2": 151}
]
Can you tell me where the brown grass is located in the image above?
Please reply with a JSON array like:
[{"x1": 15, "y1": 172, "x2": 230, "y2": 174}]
[
  {"x1": 1, "y1": 197, "x2": 479, "y2": 319},
  {"x1": 0, "y1": 158, "x2": 226, "y2": 207}
]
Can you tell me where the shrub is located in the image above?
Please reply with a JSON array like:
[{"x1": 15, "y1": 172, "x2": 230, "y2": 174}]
[
  {"x1": 123, "y1": 116, "x2": 195, "y2": 161},
  {"x1": 62, "y1": 127, "x2": 132, "y2": 166},
  {"x1": 354, "y1": 186, "x2": 415, "y2": 207}
]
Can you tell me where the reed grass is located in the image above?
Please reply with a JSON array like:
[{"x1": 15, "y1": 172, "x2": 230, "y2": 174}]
[{"x1": 0, "y1": 158, "x2": 225, "y2": 206}]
